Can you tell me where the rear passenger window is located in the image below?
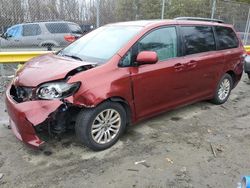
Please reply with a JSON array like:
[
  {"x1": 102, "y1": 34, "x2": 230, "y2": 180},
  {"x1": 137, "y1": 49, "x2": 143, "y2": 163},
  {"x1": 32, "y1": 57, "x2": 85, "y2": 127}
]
[
  {"x1": 214, "y1": 26, "x2": 239, "y2": 50},
  {"x1": 23, "y1": 24, "x2": 41, "y2": 36},
  {"x1": 45, "y1": 23, "x2": 70, "y2": 33},
  {"x1": 181, "y1": 26, "x2": 216, "y2": 55}
]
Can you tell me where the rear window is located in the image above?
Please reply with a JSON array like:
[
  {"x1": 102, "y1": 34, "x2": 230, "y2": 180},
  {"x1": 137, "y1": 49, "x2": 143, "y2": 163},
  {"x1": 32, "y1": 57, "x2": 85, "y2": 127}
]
[
  {"x1": 45, "y1": 23, "x2": 70, "y2": 33},
  {"x1": 214, "y1": 26, "x2": 239, "y2": 50},
  {"x1": 23, "y1": 24, "x2": 41, "y2": 36},
  {"x1": 68, "y1": 24, "x2": 82, "y2": 34},
  {"x1": 181, "y1": 26, "x2": 216, "y2": 55}
]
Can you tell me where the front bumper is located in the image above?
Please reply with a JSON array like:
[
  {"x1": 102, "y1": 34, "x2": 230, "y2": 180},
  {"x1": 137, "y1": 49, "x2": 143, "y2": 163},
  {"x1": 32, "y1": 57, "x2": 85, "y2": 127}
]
[{"x1": 5, "y1": 85, "x2": 62, "y2": 148}]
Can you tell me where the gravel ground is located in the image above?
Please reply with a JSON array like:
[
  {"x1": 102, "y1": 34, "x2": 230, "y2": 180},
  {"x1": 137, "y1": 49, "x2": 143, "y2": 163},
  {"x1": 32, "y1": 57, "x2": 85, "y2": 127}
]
[{"x1": 0, "y1": 74, "x2": 250, "y2": 188}]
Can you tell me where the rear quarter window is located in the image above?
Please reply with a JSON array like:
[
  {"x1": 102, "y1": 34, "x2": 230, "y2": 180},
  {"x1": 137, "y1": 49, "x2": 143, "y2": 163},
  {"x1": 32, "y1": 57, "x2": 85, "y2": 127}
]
[
  {"x1": 45, "y1": 23, "x2": 70, "y2": 33},
  {"x1": 68, "y1": 24, "x2": 82, "y2": 34},
  {"x1": 214, "y1": 26, "x2": 239, "y2": 50}
]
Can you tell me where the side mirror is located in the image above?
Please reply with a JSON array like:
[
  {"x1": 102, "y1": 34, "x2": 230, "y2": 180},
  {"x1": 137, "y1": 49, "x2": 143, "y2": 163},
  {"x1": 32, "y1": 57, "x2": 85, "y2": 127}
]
[
  {"x1": 0, "y1": 33, "x2": 5, "y2": 39},
  {"x1": 0, "y1": 33, "x2": 10, "y2": 39},
  {"x1": 136, "y1": 51, "x2": 158, "y2": 65}
]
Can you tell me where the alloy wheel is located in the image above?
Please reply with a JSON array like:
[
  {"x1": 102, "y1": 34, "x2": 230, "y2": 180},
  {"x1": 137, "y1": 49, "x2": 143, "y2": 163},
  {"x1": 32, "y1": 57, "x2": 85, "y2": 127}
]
[
  {"x1": 218, "y1": 78, "x2": 231, "y2": 101},
  {"x1": 91, "y1": 109, "x2": 121, "y2": 144}
]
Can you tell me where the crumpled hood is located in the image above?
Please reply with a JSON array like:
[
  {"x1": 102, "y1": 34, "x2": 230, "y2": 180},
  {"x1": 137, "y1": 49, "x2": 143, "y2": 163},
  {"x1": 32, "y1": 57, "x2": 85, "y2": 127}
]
[{"x1": 15, "y1": 53, "x2": 95, "y2": 87}]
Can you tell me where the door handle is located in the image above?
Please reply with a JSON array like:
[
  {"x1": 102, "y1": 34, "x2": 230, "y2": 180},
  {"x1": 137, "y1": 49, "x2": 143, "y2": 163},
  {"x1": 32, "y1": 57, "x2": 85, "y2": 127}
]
[
  {"x1": 14, "y1": 39, "x2": 19, "y2": 42},
  {"x1": 37, "y1": 38, "x2": 42, "y2": 40},
  {"x1": 174, "y1": 63, "x2": 185, "y2": 72}
]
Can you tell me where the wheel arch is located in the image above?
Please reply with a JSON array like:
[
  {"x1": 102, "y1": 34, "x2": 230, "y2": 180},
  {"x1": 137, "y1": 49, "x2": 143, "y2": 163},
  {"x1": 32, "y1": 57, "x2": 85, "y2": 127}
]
[
  {"x1": 226, "y1": 70, "x2": 236, "y2": 87},
  {"x1": 108, "y1": 97, "x2": 132, "y2": 126}
]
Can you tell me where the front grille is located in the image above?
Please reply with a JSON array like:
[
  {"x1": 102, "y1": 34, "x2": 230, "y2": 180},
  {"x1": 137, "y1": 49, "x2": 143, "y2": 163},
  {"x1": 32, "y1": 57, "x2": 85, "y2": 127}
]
[{"x1": 10, "y1": 85, "x2": 35, "y2": 103}]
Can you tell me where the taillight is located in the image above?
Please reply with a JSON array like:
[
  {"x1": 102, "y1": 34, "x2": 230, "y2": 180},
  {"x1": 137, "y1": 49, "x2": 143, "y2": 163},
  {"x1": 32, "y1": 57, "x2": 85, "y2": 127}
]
[{"x1": 64, "y1": 35, "x2": 76, "y2": 42}]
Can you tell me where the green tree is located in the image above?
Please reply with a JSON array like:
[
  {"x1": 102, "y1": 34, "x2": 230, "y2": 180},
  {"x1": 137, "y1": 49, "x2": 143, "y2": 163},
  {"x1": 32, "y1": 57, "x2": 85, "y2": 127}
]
[
  {"x1": 165, "y1": 0, "x2": 211, "y2": 19},
  {"x1": 116, "y1": 0, "x2": 140, "y2": 21},
  {"x1": 140, "y1": 0, "x2": 161, "y2": 19},
  {"x1": 236, "y1": 0, "x2": 250, "y2": 3}
]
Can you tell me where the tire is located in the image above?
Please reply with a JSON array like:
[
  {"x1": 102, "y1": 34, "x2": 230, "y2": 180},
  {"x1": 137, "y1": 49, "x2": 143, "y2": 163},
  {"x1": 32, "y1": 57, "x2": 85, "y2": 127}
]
[
  {"x1": 248, "y1": 73, "x2": 250, "y2": 79},
  {"x1": 75, "y1": 101, "x2": 127, "y2": 151},
  {"x1": 42, "y1": 43, "x2": 54, "y2": 51},
  {"x1": 211, "y1": 73, "x2": 233, "y2": 105}
]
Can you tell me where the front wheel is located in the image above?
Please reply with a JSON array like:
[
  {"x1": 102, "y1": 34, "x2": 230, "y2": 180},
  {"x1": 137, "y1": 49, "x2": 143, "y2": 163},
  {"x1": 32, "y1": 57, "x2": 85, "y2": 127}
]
[
  {"x1": 75, "y1": 101, "x2": 127, "y2": 151},
  {"x1": 211, "y1": 73, "x2": 233, "y2": 105}
]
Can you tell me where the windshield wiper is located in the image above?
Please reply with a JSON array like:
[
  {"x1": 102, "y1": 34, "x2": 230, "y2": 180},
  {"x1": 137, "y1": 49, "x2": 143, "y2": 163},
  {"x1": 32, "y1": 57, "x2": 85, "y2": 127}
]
[
  {"x1": 64, "y1": 54, "x2": 83, "y2": 61},
  {"x1": 58, "y1": 51, "x2": 83, "y2": 61}
]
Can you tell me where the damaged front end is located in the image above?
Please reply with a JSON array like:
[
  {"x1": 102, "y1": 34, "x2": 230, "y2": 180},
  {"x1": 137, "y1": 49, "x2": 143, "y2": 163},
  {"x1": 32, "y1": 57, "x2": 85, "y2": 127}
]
[
  {"x1": 5, "y1": 54, "x2": 96, "y2": 148},
  {"x1": 5, "y1": 82, "x2": 82, "y2": 148},
  {"x1": 34, "y1": 103, "x2": 81, "y2": 143}
]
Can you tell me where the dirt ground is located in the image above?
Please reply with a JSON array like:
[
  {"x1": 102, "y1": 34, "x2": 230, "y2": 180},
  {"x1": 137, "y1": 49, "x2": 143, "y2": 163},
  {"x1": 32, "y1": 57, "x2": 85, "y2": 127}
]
[{"x1": 0, "y1": 74, "x2": 250, "y2": 188}]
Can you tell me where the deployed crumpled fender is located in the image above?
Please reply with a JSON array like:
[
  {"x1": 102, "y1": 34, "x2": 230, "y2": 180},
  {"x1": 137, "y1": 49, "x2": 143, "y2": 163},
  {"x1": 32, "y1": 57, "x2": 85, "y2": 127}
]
[{"x1": 66, "y1": 54, "x2": 136, "y2": 122}]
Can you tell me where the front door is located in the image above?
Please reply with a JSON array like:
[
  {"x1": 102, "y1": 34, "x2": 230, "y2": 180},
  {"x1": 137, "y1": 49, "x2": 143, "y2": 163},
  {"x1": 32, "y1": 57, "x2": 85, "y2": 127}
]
[{"x1": 128, "y1": 26, "x2": 191, "y2": 119}]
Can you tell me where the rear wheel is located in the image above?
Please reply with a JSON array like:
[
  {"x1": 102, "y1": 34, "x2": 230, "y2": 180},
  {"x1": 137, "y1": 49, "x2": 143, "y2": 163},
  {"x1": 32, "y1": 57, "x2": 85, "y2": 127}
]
[
  {"x1": 211, "y1": 73, "x2": 233, "y2": 105},
  {"x1": 42, "y1": 43, "x2": 55, "y2": 51},
  {"x1": 75, "y1": 101, "x2": 127, "y2": 151}
]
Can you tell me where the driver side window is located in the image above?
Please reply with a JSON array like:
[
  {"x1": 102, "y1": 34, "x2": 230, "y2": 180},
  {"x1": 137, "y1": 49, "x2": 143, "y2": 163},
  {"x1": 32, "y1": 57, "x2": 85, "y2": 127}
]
[
  {"x1": 119, "y1": 26, "x2": 178, "y2": 67},
  {"x1": 138, "y1": 27, "x2": 177, "y2": 61}
]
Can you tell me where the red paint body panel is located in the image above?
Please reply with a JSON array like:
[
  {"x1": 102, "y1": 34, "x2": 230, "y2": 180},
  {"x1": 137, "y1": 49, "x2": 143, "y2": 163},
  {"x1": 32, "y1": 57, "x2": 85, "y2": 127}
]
[
  {"x1": 5, "y1": 20, "x2": 245, "y2": 148},
  {"x1": 67, "y1": 54, "x2": 136, "y2": 121},
  {"x1": 5, "y1": 84, "x2": 62, "y2": 147},
  {"x1": 16, "y1": 54, "x2": 95, "y2": 87}
]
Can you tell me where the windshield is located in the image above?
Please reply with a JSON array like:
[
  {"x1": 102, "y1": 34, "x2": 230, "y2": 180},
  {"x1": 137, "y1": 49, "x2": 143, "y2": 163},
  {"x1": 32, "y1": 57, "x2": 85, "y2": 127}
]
[{"x1": 59, "y1": 25, "x2": 142, "y2": 63}]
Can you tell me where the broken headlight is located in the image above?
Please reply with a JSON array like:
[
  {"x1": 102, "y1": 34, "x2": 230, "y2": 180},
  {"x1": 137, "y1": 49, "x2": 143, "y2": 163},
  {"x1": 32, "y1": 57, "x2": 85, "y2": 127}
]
[{"x1": 37, "y1": 81, "x2": 80, "y2": 100}]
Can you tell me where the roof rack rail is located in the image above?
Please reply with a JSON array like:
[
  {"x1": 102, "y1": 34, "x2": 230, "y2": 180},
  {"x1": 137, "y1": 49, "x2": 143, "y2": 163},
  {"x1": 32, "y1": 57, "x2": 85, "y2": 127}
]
[{"x1": 174, "y1": 17, "x2": 224, "y2": 23}]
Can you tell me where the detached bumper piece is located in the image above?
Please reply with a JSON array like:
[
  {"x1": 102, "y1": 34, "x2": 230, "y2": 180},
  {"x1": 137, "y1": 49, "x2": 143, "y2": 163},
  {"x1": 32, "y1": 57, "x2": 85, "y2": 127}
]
[{"x1": 9, "y1": 118, "x2": 44, "y2": 148}]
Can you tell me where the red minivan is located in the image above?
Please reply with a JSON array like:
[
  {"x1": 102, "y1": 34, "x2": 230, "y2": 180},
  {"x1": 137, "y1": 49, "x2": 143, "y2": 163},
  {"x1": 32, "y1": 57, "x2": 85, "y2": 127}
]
[{"x1": 5, "y1": 18, "x2": 245, "y2": 151}]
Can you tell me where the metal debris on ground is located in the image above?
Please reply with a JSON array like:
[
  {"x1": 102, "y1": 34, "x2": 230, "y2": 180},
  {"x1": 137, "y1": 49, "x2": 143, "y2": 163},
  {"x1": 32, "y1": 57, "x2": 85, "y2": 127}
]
[
  {"x1": 210, "y1": 143, "x2": 217, "y2": 157},
  {"x1": 216, "y1": 145, "x2": 224, "y2": 152},
  {"x1": 134, "y1": 160, "x2": 150, "y2": 168},
  {"x1": 0, "y1": 173, "x2": 3, "y2": 180},
  {"x1": 166, "y1": 157, "x2": 174, "y2": 164},
  {"x1": 127, "y1": 169, "x2": 139, "y2": 172},
  {"x1": 134, "y1": 160, "x2": 146, "y2": 165}
]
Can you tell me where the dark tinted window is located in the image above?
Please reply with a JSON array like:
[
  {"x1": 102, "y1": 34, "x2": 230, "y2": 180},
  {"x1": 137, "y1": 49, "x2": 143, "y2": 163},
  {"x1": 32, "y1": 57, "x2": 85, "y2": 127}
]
[
  {"x1": 23, "y1": 24, "x2": 41, "y2": 36},
  {"x1": 182, "y1": 26, "x2": 216, "y2": 55},
  {"x1": 215, "y1": 26, "x2": 239, "y2": 50},
  {"x1": 45, "y1": 23, "x2": 70, "y2": 33},
  {"x1": 69, "y1": 24, "x2": 82, "y2": 34}
]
